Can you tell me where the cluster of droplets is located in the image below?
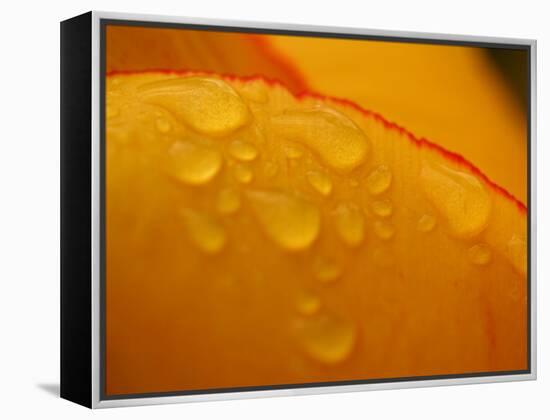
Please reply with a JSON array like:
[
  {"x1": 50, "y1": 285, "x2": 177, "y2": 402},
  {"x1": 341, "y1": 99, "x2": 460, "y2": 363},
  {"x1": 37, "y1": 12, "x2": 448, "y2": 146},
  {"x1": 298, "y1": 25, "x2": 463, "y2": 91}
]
[{"x1": 116, "y1": 74, "x2": 525, "y2": 366}]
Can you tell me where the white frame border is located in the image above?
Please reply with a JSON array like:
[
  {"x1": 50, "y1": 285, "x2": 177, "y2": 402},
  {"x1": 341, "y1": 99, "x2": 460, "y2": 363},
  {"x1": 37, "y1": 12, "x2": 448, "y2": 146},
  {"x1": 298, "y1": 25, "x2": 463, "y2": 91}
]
[{"x1": 90, "y1": 10, "x2": 537, "y2": 409}]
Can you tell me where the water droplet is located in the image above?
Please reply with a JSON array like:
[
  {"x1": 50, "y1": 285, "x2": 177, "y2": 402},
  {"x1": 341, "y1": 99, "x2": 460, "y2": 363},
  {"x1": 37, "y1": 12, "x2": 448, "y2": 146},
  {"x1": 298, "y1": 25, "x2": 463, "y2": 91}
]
[
  {"x1": 216, "y1": 188, "x2": 241, "y2": 214},
  {"x1": 371, "y1": 199, "x2": 393, "y2": 218},
  {"x1": 139, "y1": 76, "x2": 250, "y2": 137},
  {"x1": 155, "y1": 118, "x2": 171, "y2": 133},
  {"x1": 366, "y1": 165, "x2": 392, "y2": 195},
  {"x1": 417, "y1": 214, "x2": 437, "y2": 232},
  {"x1": 271, "y1": 107, "x2": 370, "y2": 172},
  {"x1": 233, "y1": 163, "x2": 254, "y2": 184},
  {"x1": 420, "y1": 160, "x2": 491, "y2": 239},
  {"x1": 296, "y1": 312, "x2": 356, "y2": 364},
  {"x1": 228, "y1": 140, "x2": 258, "y2": 161},
  {"x1": 506, "y1": 234, "x2": 527, "y2": 276},
  {"x1": 284, "y1": 143, "x2": 304, "y2": 159},
  {"x1": 373, "y1": 220, "x2": 395, "y2": 240},
  {"x1": 468, "y1": 243, "x2": 492, "y2": 265},
  {"x1": 168, "y1": 141, "x2": 222, "y2": 185},
  {"x1": 313, "y1": 257, "x2": 342, "y2": 283},
  {"x1": 296, "y1": 291, "x2": 321, "y2": 316},
  {"x1": 307, "y1": 171, "x2": 333, "y2": 196},
  {"x1": 181, "y1": 209, "x2": 226, "y2": 253},
  {"x1": 247, "y1": 190, "x2": 321, "y2": 251},
  {"x1": 263, "y1": 161, "x2": 278, "y2": 178},
  {"x1": 334, "y1": 203, "x2": 365, "y2": 247}
]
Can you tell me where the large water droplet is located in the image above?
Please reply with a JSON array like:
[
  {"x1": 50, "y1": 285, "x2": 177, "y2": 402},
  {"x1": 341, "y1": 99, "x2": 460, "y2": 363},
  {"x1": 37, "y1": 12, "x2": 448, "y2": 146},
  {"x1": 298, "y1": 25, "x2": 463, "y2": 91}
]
[
  {"x1": 296, "y1": 312, "x2": 356, "y2": 364},
  {"x1": 216, "y1": 188, "x2": 241, "y2": 214},
  {"x1": 366, "y1": 165, "x2": 392, "y2": 195},
  {"x1": 181, "y1": 209, "x2": 226, "y2": 254},
  {"x1": 168, "y1": 141, "x2": 222, "y2": 185},
  {"x1": 467, "y1": 243, "x2": 492, "y2": 265},
  {"x1": 228, "y1": 140, "x2": 258, "y2": 161},
  {"x1": 307, "y1": 170, "x2": 333, "y2": 196},
  {"x1": 271, "y1": 107, "x2": 370, "y2": 172},
  {"x1": 417, "y1": 214, "x2": 437, "y2": 233},
  {"x1": 334, "y1": 203, "x2": 365, "y2": 247},
  {"x1": 139, "y1": 76, "x2": 250, "y2": 137},
  {"x1": 420, "y1": 160, "x2": 491, "y2": 239},
  {"x1": 247, "y1": 190, "x2": 321, "y2": 251}
]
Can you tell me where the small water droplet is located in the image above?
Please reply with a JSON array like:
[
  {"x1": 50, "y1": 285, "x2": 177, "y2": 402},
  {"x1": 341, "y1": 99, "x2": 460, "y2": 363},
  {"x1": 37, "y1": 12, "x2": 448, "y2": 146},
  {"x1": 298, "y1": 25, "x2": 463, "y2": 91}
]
[
  {"x1": 247, "y1": 190, "x2": 321, "y2": 251},
  {"x1": 139, "y1": 76, "x2": 250, "y2": 137},
  {"x1": 216, "y1": 188, "x2": 241, "y2": 214},
  {"x1": 155, "y1": 118, "x2": 171, "y2": 133},
  {"x1": 168, "y1": 141, "x2": 222, "y2": 185},
  {"x1": 271, "y1": 107, "x2": 370, "y2": 172},
  {"x1": 373, "y1": 220, "x2": 395, "y2": 240},
  {"x1": 334, "y1": 203, "x2": 365, "y2": 247},
  {"x1": 228, "y1": 140, "x2": 258, "y2": 161},
  {"x1": 349, "y1": 179, "x2": 359, "y2": 188},
  {"x1": 420, "y1": 160, "x2": 491, "y2": 239},
  {"x1": 307, "y1": 171, "x2": 333, "y2": 196},
  {"x1": 313, "y1": 257, "x2": 342, "y2": 283},
  {"x1": 506, "y1": 234, "x2": 527, "y2": 276},
  {"x1": 233, "y1": 163, "x2": 254, "y2": 184},
  {"x1": 181, "y1": 209, "x2": 226, "y2": 253},
  {"x1": 371, "y1": 199, "x2": 393, "y2": 218},
  {"x1": 296, "y1": 312, "x2": 356, "y2": 364},
  {"x1": 366, "y1": 165, "x2": 392, "y2": 195},
  {"x1": 468, "y1": 243, "x2": 492, "y2": 265},
  {"x1": 417, "y1": 214, "x2": 437, "y2": 232},
  {"x1": 284, "y1": 143, "x2": 304, "y2": 159},
  {"x1": 263, "y1": 161, "x2": 278, "y2": 178},
  {"x1": 296, "y1": 291, "x2": 321, "y2": 316}
]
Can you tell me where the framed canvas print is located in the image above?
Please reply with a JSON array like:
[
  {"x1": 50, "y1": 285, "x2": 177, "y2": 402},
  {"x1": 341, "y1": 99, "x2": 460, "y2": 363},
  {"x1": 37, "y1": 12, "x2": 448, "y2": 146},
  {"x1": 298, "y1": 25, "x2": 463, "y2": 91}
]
[{"x1": 60, "y1": 11, "x2": 537, "y2": 409}]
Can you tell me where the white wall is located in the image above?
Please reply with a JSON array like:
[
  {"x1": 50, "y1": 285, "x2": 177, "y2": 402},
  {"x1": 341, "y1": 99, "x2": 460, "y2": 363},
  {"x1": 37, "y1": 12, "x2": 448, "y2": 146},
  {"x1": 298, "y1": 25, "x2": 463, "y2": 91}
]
[{"x1": 0, "y1": 0, "x2": 546, "y2": 418}]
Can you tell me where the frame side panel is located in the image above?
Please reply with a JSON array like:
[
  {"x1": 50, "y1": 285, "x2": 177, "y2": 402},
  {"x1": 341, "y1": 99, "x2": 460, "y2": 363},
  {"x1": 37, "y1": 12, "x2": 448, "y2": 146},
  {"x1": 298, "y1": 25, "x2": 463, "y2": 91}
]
[{"x1": 60, "y1": 11, "x2": 93, "y2": 408}]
